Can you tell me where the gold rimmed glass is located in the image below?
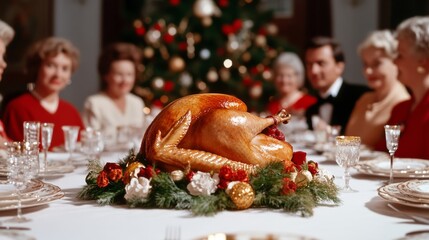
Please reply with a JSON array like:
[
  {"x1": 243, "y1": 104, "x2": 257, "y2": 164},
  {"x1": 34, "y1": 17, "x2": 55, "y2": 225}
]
[{"x1": 335, "y1": 136, "x2": 361, "y2": 193}]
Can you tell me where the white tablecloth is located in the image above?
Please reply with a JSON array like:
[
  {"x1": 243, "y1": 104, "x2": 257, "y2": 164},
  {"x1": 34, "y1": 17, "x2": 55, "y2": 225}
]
[{"x1": 0, "y1": 150, "x2": 427, "y2": 240}]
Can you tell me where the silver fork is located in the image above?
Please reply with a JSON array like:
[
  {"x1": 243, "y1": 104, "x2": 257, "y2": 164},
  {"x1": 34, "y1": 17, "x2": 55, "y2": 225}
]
[
  {"x1": 387, "y1": 203, "x2": 429, "y2": 225},
  {"x1": 164, "y1": 226, "x2": 181, "y2": 240}
]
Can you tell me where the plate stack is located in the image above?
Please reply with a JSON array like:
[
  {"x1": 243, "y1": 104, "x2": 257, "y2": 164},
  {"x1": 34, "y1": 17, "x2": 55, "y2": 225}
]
[
  {"x1": 0, "y1": 179, "x2": 64, "y2": 211},
  {"x1": 378, "y1": 180, "x2": 429, "y2": 209},
  {"x1": 355, "y1": 158, "x2": 429, "y2": 178}
]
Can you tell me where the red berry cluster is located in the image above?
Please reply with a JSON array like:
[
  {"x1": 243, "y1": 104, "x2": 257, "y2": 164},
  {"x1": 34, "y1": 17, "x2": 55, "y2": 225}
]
[
  {"x1": 97, "y1": 163, "x2": 123, "y2": 188},
  {"x1": 262, "y1": 125, "x2": 285, "y2": 141},
  {"x1": 217, "y1": 165, "x2": 249, "y2": 189},
  {"x1": 136, "y1": 165, "x2": 160, "y2": 179}
]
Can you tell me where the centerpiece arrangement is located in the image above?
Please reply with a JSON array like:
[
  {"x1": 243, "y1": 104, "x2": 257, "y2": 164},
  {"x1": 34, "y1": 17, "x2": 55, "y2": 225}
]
[{"x1": 78, "y1": 94, "x2": 339, "y2": 216}]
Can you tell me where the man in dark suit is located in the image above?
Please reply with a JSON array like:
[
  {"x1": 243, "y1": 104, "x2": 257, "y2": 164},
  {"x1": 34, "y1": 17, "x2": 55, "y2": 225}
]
[{"x1": 304, "y1": 36, "x2": 370, "y2": 134}]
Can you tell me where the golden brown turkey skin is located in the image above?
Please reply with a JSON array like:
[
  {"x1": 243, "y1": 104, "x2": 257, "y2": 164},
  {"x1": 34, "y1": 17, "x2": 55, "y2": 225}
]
[{"x1": 141, "y1": 93, "x2": 293, "y2": 173}]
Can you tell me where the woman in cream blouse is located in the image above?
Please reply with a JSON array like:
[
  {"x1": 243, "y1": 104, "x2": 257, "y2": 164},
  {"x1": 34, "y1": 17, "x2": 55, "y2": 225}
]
[
  {"x1": 345, "y1": 30, "x2": 410, "y2": 148},
  {"x1": 82, "y1": 43, "x2": 146, "y2": 146}
]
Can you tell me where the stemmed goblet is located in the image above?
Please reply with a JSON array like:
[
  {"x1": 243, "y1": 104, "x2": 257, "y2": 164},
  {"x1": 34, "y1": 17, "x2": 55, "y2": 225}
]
[
  {"x1": 384, "y1": 125, "x2": 401, "y2": 184},
  {"x1": 62, "y1": 125, "x2": 80, "y2": 161},
  {"x1": 5, "y1": 141, "x2": 39, "y2": 223},
  {"x1": 40, "y1": 123, "x2": 54, "y2": 173},
  {"x1": 335, "y1": 136, "x2": 361, "y2": 193},
  {"x1": 80, "y1": 128, "x2": 104, "y2": 160}
]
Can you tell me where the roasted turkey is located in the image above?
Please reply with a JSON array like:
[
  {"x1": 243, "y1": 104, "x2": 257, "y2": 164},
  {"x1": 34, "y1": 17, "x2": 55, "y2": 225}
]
[{"x1": 141, "y1": 93, "x2": 294, "y2": 173}]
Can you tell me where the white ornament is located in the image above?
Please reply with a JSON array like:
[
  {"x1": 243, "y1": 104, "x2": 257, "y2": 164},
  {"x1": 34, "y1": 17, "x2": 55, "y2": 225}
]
[
  {"x1": 124, "y1": 177, "x2": 152, "y2": 201},
  {"x1": 200, "y1": 48, "x2": 211, "y2": 59},
  {"x1": 179, "y1": 72, "x2": 193, "y2": 87},
  {"x1": 187, "y1": 171, "x2": 219, "y2": 196},
  {"x1": 314, "y1": 169, "x2": 334, "y2": 183},
  {"x1": 193, "y1": 0, "x2": 221, "y2": 18}
]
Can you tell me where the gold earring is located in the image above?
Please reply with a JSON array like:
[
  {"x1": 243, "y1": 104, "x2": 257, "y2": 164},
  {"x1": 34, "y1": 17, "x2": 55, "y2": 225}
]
[{"x1": 417, "y1": 66, "x2": 426, "y2": 74}]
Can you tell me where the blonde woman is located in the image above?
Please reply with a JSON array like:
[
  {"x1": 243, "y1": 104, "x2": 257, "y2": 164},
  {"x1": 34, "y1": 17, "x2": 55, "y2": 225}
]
[
  {"x1": 346, "y1": 30, "x2": 410, "y2": 148},
  {"x1": 376, "y1": 16, "x2": 429, "y2": 159}
]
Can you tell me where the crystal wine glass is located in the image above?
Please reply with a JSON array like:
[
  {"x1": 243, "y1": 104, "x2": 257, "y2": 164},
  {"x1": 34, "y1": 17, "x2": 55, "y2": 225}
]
[
  {"x1": 80, "y1": 128, "x2": 104, "y2": 160},
  {"x1": 62, "y1": 125, "x2": 80, "y2": 161},
  {"x1": 40, "y1": 123, "x2": 54, "y2": 173},
  {"x1": 335, "y1": 136, "x2": 361, "y2": 193},
  {"x1": 384, "y1": 125, "x2": 401, "y2": 184},
  {"x1": 5, "y1": 141, "x2": 39, "y2": 223}
]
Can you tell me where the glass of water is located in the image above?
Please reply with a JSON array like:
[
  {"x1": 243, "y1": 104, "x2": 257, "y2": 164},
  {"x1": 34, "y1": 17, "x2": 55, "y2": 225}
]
[
  {"x1": 384, "y1": 125, "x2": 401, "y2": 184},
  {"x1": 80, "y1": 128, "x2": 104, "y2": 160},
  {"x1": 335, "y1": 136, "x2": 361, "y2": 193},
  {"x1": 62, "y1": 125, "x2": 80, "y2": 161},
  {"x1": 40, "y1": 123, "x2": 54, "y2": 173}
]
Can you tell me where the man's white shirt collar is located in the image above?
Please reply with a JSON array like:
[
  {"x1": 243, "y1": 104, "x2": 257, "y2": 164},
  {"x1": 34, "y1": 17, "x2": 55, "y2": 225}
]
[{"x1": 320, "y1": 77, "x2": 343, "y2": 98}]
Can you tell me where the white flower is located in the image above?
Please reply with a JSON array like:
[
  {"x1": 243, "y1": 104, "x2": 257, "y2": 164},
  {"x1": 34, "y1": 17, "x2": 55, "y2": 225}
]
[
  {"x1": 124, "y1": 177, "x2": 152, "y2": 201},
  {"x1": 187, "y1": 171, "x2": 219, "y2": 196},
  {"x1": 314, "y1": 169, "x2": 334, "y2": 183}
]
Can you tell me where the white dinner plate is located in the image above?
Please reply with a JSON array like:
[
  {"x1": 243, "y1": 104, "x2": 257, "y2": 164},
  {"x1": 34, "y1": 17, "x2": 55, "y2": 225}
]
[
  {"x1": 398, "y1": 180, "x2": 429, "y2": 199},
  {"x1": 378, "y1": 189, "x2": 429, "y2": 209},
  {"x1": 379, "y1": 183, "x2": 429, "y2": 204},
  {"x1": 0, "y1": 161, "x2": 75, "y2": 178},
  {"x1": 195, "y1": 232, "x2": 318, "y2": 240},
  {"x1": 355, "y1": 158, "x2": 429, "y2": 178},
  {"x1": 0, "y1": 182, "x2": 64, "y2": 211},
  {"x1": 0, "y1": 179, "x2": 44, "y2": 200}
]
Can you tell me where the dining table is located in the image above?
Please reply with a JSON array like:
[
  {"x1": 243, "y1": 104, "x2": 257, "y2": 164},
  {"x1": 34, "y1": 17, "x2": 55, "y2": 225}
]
[{"x1": 0, "y1": 145, "x2": 428, "y2": 240}]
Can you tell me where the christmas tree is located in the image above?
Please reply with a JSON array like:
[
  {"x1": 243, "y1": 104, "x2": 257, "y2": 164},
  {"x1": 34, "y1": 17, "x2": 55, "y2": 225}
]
[{"x1": 122, "y1": 0, "x2": 293, "y2": 112}]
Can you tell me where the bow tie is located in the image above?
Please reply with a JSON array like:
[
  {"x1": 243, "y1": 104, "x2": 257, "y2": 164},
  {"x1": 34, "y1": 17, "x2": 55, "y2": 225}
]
[{"x1": 318, "y1": 95, "x2": 335, "y2": 105}]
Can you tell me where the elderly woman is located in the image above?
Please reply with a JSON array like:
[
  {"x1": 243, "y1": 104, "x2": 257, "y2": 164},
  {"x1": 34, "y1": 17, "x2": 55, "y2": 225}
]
[
  {"x1": 375, "y1": 16, "x2": 429, "y2": 159},
  {"x1": 0, "y1": 20, "x2": 14, "y2": 144},
  {"x1": 82, "y1": 42, "x2": 146, "y2": 145},
  {"x1": 346, "y1": 30, "x2": 410, "y2": 148},
  {"x1": 3, "y1": 37, "x2": 85, "y2": 148},
  {"x1": 266, "y1": 52, "x2": 316, "y2": 116}
]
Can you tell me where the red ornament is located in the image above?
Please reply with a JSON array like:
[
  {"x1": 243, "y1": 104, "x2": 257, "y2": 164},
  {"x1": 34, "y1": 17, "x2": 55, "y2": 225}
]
[
  {"x1": 135, "y1": 26, "x2": 146, "y2": 36},
  {"x1": 169, "y1": 0, "x2": 180, "y2": 6},
  {"x1": 163, "y1": 81, "x2": 175, "y2": 92},
  {"x1": 292, "y1": 151, "x2": 307, "y2": 166},
  {"x1": 178, "y1": 42, "x2": 187, "y2": 51},
  {"x1": 282, "y1": 178, "x2": 297, "y2": 195},
  {"x1": 242, "y1": 77, "x2": 253, "y2": 87},
  {"x1": 153, "y1": 23, "x2": 163, "y2": 31},
  {"x1": 218, "y1": 0, "x2": 229, "y2": 7},
  {"x1": 163, "y1": 34, "x2": 175, "y2": 44},
  {"x1": 258, "y1": 27, "x2": 267, "y2": 36},
  {"x1": 219, "y1": 165, "x2": 234, "y2": 181},
  {"x1": 221, "y1": 24, "x2": 234, "y2": 35},
  {"x1": 232, "y1": 19, "x2": 243, "y2": 32},
  {"x1": 152, "y1": 99, "x2": 164, "y2": 108}
]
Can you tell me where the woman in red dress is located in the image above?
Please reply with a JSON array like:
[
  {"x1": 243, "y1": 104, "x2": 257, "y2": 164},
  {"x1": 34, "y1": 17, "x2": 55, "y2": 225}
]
[
  {"x1": 3, "y1": 37, "x2": 85, "y2": 148},
  {"x1": 376, "y1": 16, "x2": 429, "y2": 159},
  {"x1": 266, "y1": 52, "x2": 316, "y2": 117}
]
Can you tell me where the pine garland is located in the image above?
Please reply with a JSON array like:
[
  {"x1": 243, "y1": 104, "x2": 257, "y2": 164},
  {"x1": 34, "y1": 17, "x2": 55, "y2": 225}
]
[{"x1": 78, "y1": 152, "x2": 340, "y2": 216}]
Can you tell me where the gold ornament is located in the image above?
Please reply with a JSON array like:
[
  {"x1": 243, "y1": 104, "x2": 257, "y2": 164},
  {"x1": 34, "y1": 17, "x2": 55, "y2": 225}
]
[
  {"x1": 265, "y1": 23, "x2": 278, "y2": 35},
  {"x1": 169, "y1": 56, "x2": 186, "y2": 72},
  {"x1": 254, "y1": 35, "x2": 267, "y2": 47},
  {"x1": 242, "y1": 52, "x2": 251, "y2": 62},
  {"x1": 207, "y1": 68, "x2": 219, "y2": 82},
  {"x1": 228, "y1": 182, "x2": 254, "y2": 209},
  {"x1": 143, "y1": 47, "x2": 155, "y2": 59},
  {"x1": 123, "y1": 162, "x2": 145, "y2": 184},
  {"x1": 201, "y1": 17, "x2": 213, "y2": 27}
]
